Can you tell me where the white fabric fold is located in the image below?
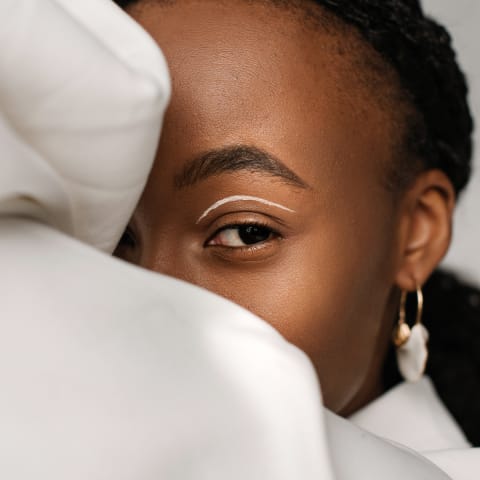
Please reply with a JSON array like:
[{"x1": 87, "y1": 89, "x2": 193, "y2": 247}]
[
  {"x1": 426, "y1": 449, "x2": 480, "y2": 480},
  {"x1": 0, "y1": 0, "x2": 170, "y2": 252}
]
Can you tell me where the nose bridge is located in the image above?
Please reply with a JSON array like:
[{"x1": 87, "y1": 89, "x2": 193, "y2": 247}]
[
  {"x1": 141, "y1": 233, "x2": 176, "y2": 275},
  {"x1": 140, "y1": 231, "x2": 193, "y2": 283}
]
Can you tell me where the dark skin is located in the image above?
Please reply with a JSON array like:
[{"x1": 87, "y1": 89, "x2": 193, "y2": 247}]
[{"x1": 116, "y1": 0, "x2": 456, "y2": 414}]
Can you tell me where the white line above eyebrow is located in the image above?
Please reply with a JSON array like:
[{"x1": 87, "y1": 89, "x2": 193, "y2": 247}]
[{"x1": 196, "y1": 195, "x2": 295, "y2": 223}]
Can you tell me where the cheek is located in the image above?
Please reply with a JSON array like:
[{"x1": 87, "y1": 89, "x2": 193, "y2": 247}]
[
  {"x1": 288, "y1": 247, "x2": 390, "y2": 412},
  {"x1": 191, "y1": 212, "x2": 396, "y2": 412}
]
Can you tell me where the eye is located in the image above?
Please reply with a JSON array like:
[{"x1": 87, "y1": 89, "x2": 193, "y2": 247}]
[
  {"x1": 114, "y1": 226, "x2": 140, "y2": 263},
  {"x1": 117, "y1": 227, "x2": 136, "y2": 249},
  {"x1": 207, "y1": 224, "x2": 277, "y2": 248},
  {"x1": 114, "y1": 226, "x2": 138, "y2": 261}
]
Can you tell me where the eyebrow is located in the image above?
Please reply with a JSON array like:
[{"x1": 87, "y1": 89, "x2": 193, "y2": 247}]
[{"x1": 173, "y1": 145, "x2": 310, "y2": 190}]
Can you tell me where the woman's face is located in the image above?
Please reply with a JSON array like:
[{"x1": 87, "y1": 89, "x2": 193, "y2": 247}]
[{"x1": 118, "y1": 0, "x2": 410, "y2": 413}]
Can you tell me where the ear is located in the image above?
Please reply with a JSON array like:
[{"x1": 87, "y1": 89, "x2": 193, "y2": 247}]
[{"x1": 395, "y1": 169, "x2": 456, "y2": 291}]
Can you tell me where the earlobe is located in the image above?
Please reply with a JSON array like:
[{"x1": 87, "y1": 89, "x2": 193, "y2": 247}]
[{"x1": 395, "y1": 169, "x2": 456, "y2": 291}]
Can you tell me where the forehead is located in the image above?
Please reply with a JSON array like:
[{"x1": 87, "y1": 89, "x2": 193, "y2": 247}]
[
  {"x1": 129, "y1": 0, "x2": 397, "y2": 192},
  {"x1": 131, "y1": 0, "x2": 382, "y2": 101}
]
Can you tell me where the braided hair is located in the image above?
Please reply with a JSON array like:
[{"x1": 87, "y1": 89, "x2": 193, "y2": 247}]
[{"x1": 113, "y1": 0, "x2": 479, "y2": 444}]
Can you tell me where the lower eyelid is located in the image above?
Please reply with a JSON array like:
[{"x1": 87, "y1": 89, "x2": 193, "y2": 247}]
[
  {"x1": 206, "y1": 235, "x2": 282, "y2": 263},
  {"x1": 208, "y1": 240, "x2": 278, "y2": 262}
]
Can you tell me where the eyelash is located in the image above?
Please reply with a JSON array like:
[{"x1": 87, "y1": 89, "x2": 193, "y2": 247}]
[
  {"x1": 206, "y1": 221, "x2": 280, "y2": 249},
  {"x1": 117, "y1": 221, "x2": 282, "y2": 255}
]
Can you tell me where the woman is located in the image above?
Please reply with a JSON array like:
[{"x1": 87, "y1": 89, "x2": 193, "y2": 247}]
[{"x1": 113, "y1": 0, "x2": 479, "y2": 446}]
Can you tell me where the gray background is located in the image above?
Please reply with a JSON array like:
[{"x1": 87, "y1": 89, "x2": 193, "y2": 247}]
[{"x1": 417, "y1": 1, "x2": 480, "y2": 282}]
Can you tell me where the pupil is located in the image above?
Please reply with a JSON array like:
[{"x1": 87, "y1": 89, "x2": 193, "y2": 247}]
[{"x1": 238, "y1": 225, "x2": 271, "y2": 245}]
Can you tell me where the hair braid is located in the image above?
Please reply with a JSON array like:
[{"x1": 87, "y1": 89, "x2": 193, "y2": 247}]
[{"x1": 314, "y1": 0, "x2": 473, "y2": 194}]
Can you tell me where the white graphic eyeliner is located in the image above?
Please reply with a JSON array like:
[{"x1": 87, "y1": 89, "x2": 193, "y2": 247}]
[{"x1": 196, "y1": 195, "x2": 295, "y2": 223}]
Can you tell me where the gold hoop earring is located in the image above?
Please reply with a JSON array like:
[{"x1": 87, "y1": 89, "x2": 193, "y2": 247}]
[
  {"x1": 393, "y1": 283, "x2": 429, "y2": 382},
  {"x1": 393, "y1": 285, "x2": 424, "y2": 347}
]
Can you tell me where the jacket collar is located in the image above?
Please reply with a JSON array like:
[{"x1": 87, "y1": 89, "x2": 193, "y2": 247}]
[{"x1": 348, "y1": 376, "x2": 470, "y2": 452}]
